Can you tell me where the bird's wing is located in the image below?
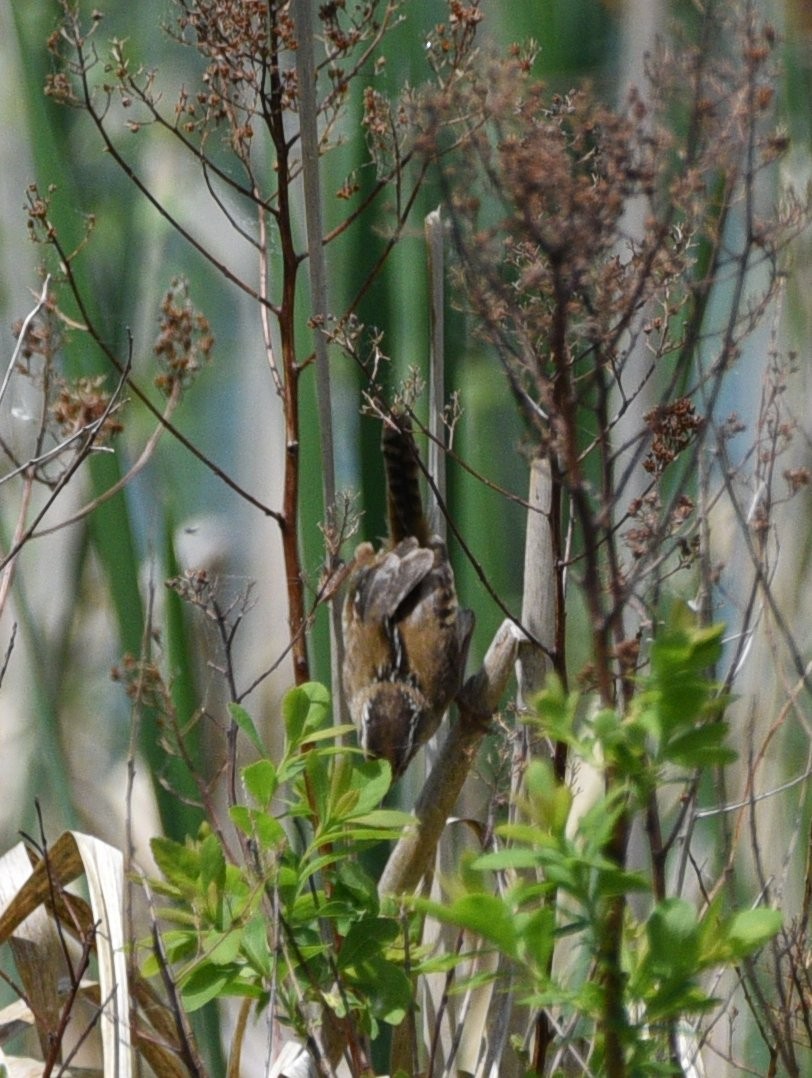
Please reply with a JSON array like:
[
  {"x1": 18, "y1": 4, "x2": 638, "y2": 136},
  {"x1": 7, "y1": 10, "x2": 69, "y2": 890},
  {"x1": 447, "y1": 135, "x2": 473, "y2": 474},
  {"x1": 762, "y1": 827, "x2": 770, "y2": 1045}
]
[{"x1": 353, "y1": 540, "x2": 435, "y2": 624}]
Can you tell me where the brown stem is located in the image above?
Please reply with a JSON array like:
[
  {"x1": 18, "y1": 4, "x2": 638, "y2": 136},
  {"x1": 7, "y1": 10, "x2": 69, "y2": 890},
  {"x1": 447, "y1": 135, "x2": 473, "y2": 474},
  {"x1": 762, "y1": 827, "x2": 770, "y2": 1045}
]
[
  {"x1": 548, "y1": 260, "x2": 631, "y2": 1074},
  {"x1": 266, "y1": 8, "x2": 309, "y2": 686}
]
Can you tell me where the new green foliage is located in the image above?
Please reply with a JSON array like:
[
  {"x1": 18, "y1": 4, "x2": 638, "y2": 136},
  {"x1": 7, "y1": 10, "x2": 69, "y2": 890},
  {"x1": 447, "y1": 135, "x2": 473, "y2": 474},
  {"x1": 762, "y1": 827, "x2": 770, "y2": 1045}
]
[
  {"x1": 413, "y1": 614, "x2": 782, "y2": 1073},
  {"x1": 143, "y1": 682, "x2": 414, "y2": 1041}
]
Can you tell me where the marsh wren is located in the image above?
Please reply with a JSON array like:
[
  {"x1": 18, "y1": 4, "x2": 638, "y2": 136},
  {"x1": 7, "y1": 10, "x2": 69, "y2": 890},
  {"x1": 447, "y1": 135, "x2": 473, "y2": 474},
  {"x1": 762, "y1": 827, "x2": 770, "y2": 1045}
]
[{"x1": 342, "y1": 414, "x2": 474, "y2": 778}]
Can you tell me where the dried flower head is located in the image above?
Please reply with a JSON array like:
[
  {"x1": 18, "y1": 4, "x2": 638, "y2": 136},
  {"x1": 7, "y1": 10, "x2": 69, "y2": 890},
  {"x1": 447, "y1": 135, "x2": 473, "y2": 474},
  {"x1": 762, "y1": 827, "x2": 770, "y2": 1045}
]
[
  {"x1": 51, "y1": 374, "x2": 124, "y2": 443},
  {"x1": 153, "y1": 278, "x2": 214, "y2": 395},
  {"x1": 643, "y1": 398, "x2": 703, "y2": 476}
]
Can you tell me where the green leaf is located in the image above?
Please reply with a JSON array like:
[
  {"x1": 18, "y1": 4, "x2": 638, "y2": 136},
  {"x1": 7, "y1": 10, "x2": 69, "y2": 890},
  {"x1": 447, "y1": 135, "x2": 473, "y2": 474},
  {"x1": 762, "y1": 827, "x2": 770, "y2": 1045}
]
[
  {"x1": 369, "y1": 961, "x2": 413, "y2": 1024},
  {"x1": 646, "y1": 620, "x2": 725, "y2": 740},
  {"x1": 316, "y1": 824, "x2": 407, "y2": 845},
  {"x1": 229, "y1": 805, "x2": 286, "y2": 848},
  {"x1": 342, "y1": 952, "x2": 413, "y2": 1024},
  {"x1": 151, "y1": 836, "x2": 200, "y2": 889},
  {"x1": 416, "y1": 894, "x2": 518, "y2": 958},
  {"x1": 203, "y1": 927, "x2": 243, "y2": 966},
  {"x1": 154, "y1": 907, "x2": 200, "y2": 929},
  {"x1": 473, "y1": 848, "x2": 544, "y2": 871},
  {"x1": 524, "y1": 759, "x2": 573, "y2": 835},
  {"x1": 296, "y1": 723, "x2": 356, "y2": 745},
  {"x1": 333, "y1": 860, "x2": 380, "y2": 921},
  {"x1": 199, "y1": 832, "x2": 226, "y2": 892},
  {"x1": 141, "y1": 930, "x2": 197, "y2": 976},
  {"x1": 576, "y1": 791, "x2": 629, "y2": 853},
  {"x1": 413, "y1": 950, "x2": 475, "y2": 976},
  {"x1": 591, "y1": 865, "x2": 650, "y2": 898},
  {"x1": 287, "y1": 894, "x2": 354, "y2": 927},
  {"x1": 496, "y1": 822, "x2": 557, "y2": 848},
  {"x1": 275, "y1": 754, "x2": 308, "y2": 786},
  {"x1": 181, "y1": 964, "x2": 232, "y2": 1011},
  {"x1": 663, "y1": 723, "x2": 736, "y2": 767},
  {"x1": 592, "y1": 708, "x2": 622, "y2": 743},
  {"x1": 695, "y1": 892, "x2": 726, "y2": 961},
  {"x1": 339, "y1": 758, "x2": 393, "y2": 819},
  {"x1": 347, "y1": 809, "x2": 414, "y2": 829},
  {"x1": 331, "y1": 787, "x2": 360, "y2": 820},
  {"x1": 652, "y1": 617, "x2": 724, "y2": 675},
  {"x1": 592, "y1": 710, "x2": 647, "y2": 775},
  {"x1": 515, "y1": 906, "x2": 556, "y2": 970},
  {"x1": 338, "y1": 917, "x2": 399, "y2": 969},
  {"x1": 304, "y1": 745, "x2": 332, "y2": 820},
  {"x1": 646, "y1": 899, "x2": 699, "y2": 974},
  {"x1": 297, "y1": 851, "x2": 348, "y2": 888},
  {"x1": 725, "y1": 908, "x2": 783, "y2": 958},
  {"x1": 229, "y1": 702, "x2": 266, "y2": 756},
  {"x1": 283, "y1": 682, "x2": 331, "y2": 745},
  {"x1": 243, "y1": 759, "x2": 279, "y2": 806},
  {"x1": 241, "y1": 915, "x2": 272, "y2": 976},
  {"x1": 229, "y1": 805, "x2": 252, "y2": 835},
  {"x1": 530, "y1": 675, "x2": 580, "y2": 743},
  {"x1": 645, "y1": 980, "x2": 715, "y2": 1022}
]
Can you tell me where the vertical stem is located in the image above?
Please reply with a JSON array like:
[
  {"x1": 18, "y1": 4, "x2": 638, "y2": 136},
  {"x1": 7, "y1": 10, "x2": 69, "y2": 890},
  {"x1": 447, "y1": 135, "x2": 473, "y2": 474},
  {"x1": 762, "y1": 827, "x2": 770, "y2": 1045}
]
[
  {"x1": 549, "y1": 263, "x2": 612, "y2": 705},
  {"x1": 549, "y1": 260, "x2": 630, "y2": 1074},
  {"x1": 425, "y1": 206, "x2": 446, "y2": 535},
  {"x1": 292, "y1": 0, "x2": 346, "y2": 711},
  {"x1": 518, "y1": 458, "x2": 556, "y2": 702},
  {"x1": 267, "y1": 6, "x2": 309, "y2": 685},
  {"x1": 517, "y1": 457, "x2": 560, "y2": 1072}
]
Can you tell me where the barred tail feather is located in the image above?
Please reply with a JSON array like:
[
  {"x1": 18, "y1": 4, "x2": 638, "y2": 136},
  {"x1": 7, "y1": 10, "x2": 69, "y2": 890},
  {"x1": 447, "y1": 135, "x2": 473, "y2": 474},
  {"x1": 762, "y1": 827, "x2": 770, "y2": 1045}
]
[{"x1": 382, "y1": 414, "x2": 430, "y2": 546}]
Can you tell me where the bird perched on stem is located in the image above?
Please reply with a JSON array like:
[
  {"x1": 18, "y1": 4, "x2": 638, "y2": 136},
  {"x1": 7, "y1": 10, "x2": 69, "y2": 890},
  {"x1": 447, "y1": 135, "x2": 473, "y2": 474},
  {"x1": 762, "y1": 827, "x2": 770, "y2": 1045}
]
[{"x1": 342, "y1": 413, "x2": 474, "y2": 779}]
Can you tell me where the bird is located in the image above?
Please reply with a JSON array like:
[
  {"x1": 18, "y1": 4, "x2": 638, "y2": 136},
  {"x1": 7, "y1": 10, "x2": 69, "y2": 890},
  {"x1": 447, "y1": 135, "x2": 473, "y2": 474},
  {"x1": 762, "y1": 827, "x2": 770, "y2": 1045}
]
[{"x1": 342, "y1": 413, "x2": 474, "y2": 779}]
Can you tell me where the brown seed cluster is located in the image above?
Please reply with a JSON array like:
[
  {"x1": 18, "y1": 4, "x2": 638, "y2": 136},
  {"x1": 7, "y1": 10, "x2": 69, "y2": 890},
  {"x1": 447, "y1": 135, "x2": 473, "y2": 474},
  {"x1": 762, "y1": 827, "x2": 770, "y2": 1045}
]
[
  {"x1": 111, "y1": 654, "x2": 171, "y2": 714},
  {"x1": 52, "y1": 375, "x2": 124, "y2": 443},
  {"x1": 153, "y1": 278, "x2": 214, "y2": 396},
  {"x1": 643, "y1": 398, "x2": 703, "y2": 477}
]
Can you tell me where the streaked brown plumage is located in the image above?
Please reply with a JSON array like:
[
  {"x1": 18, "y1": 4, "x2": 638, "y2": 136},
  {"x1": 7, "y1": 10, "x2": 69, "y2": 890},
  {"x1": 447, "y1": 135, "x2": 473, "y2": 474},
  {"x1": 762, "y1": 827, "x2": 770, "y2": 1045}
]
[{"x1": 342, "y1": 415, "x2": 474, "y2": 778}]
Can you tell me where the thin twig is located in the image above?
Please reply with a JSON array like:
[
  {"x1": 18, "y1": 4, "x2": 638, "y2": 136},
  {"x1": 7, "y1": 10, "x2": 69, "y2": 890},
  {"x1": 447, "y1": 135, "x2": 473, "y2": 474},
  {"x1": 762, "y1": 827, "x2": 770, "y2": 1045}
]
[
  {"x1": 0, "y1": 275, "x2": 51, "y2": 410},
  {"x1": 32, "y1": 383, "x2": 180, "y2": 538},
  {"x1": 0, "y1": 356, "x2": 131, "y2": 575}
]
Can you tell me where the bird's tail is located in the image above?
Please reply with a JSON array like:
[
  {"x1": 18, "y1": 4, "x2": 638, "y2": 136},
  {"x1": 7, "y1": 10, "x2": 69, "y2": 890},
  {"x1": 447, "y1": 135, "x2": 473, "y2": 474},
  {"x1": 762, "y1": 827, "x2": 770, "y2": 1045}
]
[{"x1": 382, "y1": 413, "x2": 430, "y2": 547}]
